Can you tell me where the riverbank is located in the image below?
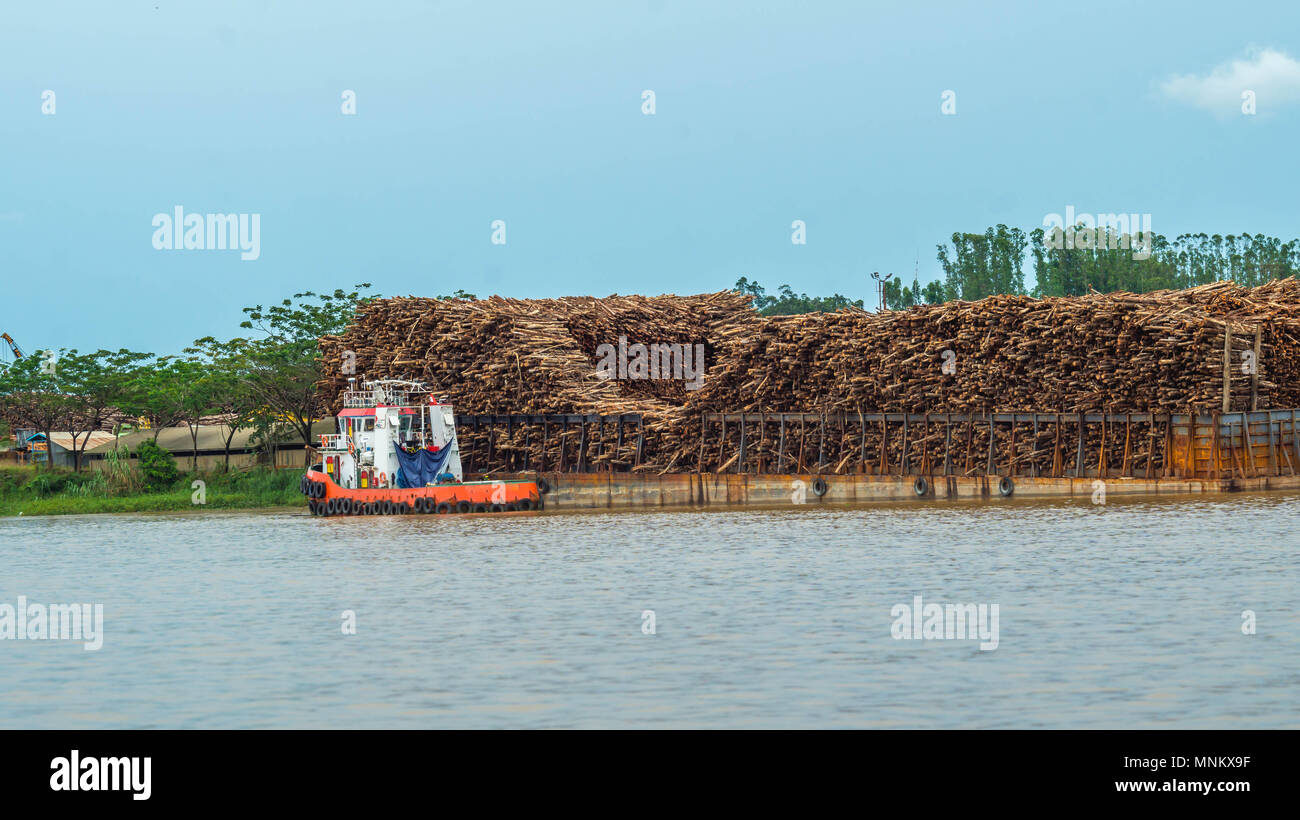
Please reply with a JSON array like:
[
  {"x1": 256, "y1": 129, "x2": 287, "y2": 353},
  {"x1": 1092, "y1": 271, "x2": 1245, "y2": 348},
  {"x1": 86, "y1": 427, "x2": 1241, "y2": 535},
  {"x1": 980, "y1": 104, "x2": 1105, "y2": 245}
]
[
  {"x1": 0, "y1": 465, "x2": 303, "y2": 517},
  {"x1": 9, "y1": 462, "x2": 1300, "y2": 517}
]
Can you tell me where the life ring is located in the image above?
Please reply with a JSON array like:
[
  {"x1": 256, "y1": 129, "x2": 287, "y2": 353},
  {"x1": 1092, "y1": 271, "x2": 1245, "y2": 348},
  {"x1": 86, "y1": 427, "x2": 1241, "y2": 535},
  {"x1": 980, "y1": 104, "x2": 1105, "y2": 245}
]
[
  {"x1": 811, "y1": 477, "x2": 828, "y2": 497},
  {"x1": 998, "y1": 476, "x2": 1015, "y2": 497},
  {"x1": 435, "y1": 501, "x2": 452, "y2": 514},
  {"x1": 913, "y1": 477, "x2": 929, "y2": 497},
  {"x1": 378, "y1": 472, "x2": 387, "y2": 488},
  {"x1": 456, "y1": 500, "x2": 472, "y2": 514}
]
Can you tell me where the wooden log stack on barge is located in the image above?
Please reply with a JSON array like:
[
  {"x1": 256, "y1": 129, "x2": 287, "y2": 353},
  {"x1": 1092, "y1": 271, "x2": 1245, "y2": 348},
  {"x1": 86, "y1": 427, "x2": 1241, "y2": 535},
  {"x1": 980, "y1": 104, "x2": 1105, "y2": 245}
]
[{"x1": 318, "y1": 278, "x2": 1300, "y2": 477}]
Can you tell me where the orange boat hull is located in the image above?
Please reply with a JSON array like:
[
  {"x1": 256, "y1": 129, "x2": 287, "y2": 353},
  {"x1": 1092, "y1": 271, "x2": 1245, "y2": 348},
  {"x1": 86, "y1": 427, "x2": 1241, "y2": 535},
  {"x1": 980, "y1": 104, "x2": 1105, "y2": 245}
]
[{"x1": 302, "y1": 470, "x2": 541, "y2": 515}]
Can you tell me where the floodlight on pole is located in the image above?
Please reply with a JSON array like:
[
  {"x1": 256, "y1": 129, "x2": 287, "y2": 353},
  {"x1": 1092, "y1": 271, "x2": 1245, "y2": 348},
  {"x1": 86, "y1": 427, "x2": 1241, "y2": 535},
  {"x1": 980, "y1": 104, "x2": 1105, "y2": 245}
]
[{"x1": 871, "y1": 271, "x2": 894, "y2": 312}]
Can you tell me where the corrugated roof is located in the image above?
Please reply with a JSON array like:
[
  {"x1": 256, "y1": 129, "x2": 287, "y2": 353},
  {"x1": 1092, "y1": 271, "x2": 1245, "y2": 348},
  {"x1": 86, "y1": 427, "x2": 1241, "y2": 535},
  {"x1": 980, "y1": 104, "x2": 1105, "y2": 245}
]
[{"x1": 47, "y1": 432, "x2": 116, "y2": 451}]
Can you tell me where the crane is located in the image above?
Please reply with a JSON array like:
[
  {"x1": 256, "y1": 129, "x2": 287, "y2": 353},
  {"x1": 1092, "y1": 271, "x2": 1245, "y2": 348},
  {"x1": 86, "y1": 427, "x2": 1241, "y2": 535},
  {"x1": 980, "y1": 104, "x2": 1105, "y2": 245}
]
[{"x1": 0, "y1": 332, "x2": 24, "y2": 368}]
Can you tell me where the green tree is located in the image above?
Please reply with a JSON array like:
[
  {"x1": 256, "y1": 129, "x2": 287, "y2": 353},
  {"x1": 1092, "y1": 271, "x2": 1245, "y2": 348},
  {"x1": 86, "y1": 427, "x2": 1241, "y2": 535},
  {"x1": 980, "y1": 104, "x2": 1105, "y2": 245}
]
[
  {"x1": 237, "y1": 285, "x2": 377, "y2": 467},
  {"x1": 188, "y1": 337, "x2": 261, "y2": 471},
  {"x1": 59, "y1": 348, "x2": 151, "y2": 470},
  {"x1": 936, "y1": 225, "x2": 1028, "y2": 300},
  {"x1": 135, "y1": 438, "x2": 178, "y2": 491},
  {"x1": 0, "y1": 351, "x2": 71, "y2": 470},
  {"x1": 733, "y1": 279, "x2": 863, "y2": 315},
  {"x1": 117, "y1": 356, "x2": 191, "y2": 442},
  {"x1": 166, "y1": 357, "x2": 220, "y2": 471}
]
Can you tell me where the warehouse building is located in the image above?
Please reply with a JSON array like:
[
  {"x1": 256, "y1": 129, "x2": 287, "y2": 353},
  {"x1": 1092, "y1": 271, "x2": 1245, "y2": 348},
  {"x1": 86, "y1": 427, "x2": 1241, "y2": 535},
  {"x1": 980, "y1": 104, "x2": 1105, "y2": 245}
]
[{"x1": 82, "y1": 420, "x2": 336, "y2": 471}]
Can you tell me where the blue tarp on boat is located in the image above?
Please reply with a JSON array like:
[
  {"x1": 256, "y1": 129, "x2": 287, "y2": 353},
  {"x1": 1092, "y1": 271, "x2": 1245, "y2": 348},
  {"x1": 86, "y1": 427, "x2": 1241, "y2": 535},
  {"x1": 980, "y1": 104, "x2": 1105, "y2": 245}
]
[{"x1": 393, "y1": 442, "x2": 453, "y2": 488}]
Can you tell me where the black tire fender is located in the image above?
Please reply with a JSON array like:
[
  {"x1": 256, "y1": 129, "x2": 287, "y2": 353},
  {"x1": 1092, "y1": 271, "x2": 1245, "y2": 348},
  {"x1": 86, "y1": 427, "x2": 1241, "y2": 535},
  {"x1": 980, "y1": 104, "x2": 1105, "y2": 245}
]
[
  {"x1": 998, "y1": 476, "x2": 1014, "y2": 497},
  {"x1": 811, "y1": 477, "x2": 828, "y2": 497},
  {"x1": 913, "y1": 477, "x2": 930, "y2": 497}
]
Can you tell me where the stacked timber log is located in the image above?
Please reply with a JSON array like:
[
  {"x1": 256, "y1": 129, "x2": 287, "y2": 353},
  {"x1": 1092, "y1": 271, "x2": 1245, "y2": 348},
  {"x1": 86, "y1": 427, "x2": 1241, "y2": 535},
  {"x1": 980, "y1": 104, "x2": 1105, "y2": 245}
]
[
  {"x1": 317, "y1": 292, "x2": 754, "y2": 471},
  {"x1": 318, "y1": 279, "x2": 1300, "y2": 473},
  {"x1": 683, "y1": 292, "x2": 1269, "y2": 416}
]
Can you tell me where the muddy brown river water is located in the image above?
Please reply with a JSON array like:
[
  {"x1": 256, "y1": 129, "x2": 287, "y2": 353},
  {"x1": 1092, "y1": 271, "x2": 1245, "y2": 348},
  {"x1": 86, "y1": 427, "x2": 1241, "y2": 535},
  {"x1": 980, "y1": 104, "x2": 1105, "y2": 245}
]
[{"x1": 0, "y1": 492, "x2": 1296, "y2": 727}]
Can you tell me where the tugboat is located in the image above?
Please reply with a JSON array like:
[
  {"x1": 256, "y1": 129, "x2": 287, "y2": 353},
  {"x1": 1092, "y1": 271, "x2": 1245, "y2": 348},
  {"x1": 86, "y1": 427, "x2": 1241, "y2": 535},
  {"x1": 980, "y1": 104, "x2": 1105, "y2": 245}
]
[{"x1": 300, "y1": 378, "x2": 541, "y2": 516}]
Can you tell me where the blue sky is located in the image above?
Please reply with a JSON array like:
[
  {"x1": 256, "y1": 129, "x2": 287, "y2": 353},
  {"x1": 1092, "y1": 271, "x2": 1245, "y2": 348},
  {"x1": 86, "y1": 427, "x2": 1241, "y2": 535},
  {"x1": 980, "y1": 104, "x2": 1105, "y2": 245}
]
[{"x1": 3, "y1": 0, "x2": 1298, "y2": 354}]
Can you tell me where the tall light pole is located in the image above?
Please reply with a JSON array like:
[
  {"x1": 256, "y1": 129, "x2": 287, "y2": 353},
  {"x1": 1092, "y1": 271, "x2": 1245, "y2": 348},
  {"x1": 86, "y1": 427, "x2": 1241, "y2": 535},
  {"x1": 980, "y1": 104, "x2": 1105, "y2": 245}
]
[{"x1": 871, "y1": 271, "x2": 893, "y2": 312}]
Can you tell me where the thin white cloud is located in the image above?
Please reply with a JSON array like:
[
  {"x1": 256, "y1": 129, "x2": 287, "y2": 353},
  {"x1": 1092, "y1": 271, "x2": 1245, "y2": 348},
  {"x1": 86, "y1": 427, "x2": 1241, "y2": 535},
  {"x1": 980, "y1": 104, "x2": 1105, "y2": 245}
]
[{"x1": 1161, "y1": 47, "x2": 1300, "y2": 114}]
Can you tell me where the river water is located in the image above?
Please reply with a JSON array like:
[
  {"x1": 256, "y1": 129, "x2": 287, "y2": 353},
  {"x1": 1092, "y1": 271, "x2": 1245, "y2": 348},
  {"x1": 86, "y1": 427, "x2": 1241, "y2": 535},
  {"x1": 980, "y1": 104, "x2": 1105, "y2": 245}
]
[{"x1": 0, "y1": 493, "x2": 1296, "y2": 728}]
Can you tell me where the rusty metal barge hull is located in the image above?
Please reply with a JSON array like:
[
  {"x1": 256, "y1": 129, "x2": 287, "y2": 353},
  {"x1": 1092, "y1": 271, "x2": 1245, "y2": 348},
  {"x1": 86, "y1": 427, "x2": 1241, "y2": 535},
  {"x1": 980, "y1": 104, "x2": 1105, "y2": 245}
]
[{"x1": 521, "y1": 471, "x2": 1300, "y2": 511}]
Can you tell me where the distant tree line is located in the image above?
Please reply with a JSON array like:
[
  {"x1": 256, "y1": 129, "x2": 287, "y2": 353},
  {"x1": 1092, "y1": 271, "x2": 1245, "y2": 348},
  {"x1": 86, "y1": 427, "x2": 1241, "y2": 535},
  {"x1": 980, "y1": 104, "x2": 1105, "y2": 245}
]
[
  {"x1": 733, "y1": 278, "x2": 865, "y2": 315},
  {"x1": 884, "y1": 226, "x2": 1300, "y2": 309},
  {"x1": 0, "y1": 286, "x2": 376, "y2": 471},
  {"x1": 733, "y1": 227, "x2": 1300, "y2": 313}
]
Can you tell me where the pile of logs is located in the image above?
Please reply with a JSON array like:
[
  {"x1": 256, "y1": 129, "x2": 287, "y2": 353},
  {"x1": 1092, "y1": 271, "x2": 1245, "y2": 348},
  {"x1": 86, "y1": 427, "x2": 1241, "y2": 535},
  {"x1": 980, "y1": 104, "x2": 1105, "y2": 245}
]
[
  {"x1": 684, "y1": 290, "x2": 1274, "y2": 415},
  {"x1": 317, "y1": 292, "x2": 753, "y2": 471},
  {"x1": 317, "y1": 279, "x2": 1300, "y2": 472}
]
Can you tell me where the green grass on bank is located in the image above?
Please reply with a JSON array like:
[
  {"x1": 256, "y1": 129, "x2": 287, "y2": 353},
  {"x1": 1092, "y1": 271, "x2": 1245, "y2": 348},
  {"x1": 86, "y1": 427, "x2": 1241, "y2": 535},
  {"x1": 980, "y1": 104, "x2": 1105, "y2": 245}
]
[{"x1": 0, "y1": 465, "x2": 305, "y2": 517}]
